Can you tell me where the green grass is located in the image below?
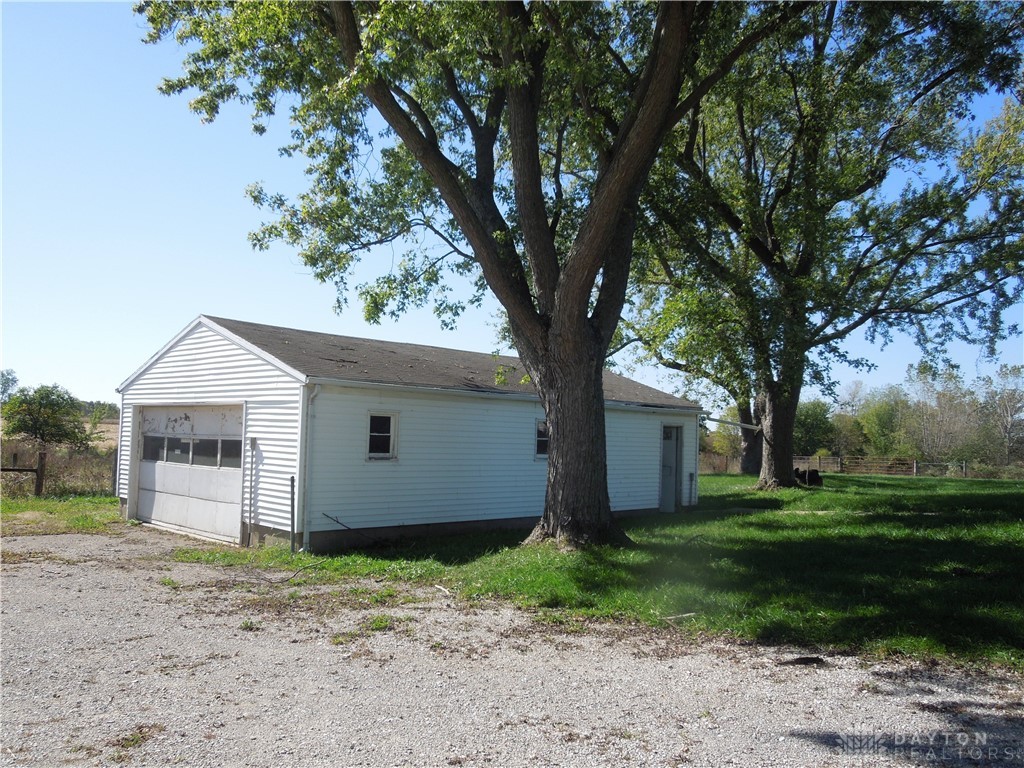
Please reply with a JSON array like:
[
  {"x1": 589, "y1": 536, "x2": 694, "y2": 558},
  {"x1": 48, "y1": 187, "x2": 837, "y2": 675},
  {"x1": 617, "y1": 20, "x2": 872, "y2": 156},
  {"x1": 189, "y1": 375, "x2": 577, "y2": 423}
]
[
  {"x1": 0, "y1": 495, "x2": 121, "y2": 535},
  {"x1": 209, "y1": 473, "x2": 1019, "y2": 668},
  {"x1": 5, "y1": 476, "x2": 1023, "y2": 667}
]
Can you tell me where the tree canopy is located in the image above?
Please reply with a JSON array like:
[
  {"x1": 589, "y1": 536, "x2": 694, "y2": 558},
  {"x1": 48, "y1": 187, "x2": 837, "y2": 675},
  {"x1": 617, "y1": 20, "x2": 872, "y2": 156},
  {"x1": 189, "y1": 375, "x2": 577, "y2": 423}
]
[
  {"x1": 1, "y1": 384, "x2": 93, "y2": 449},
  {"x1": 626, "y1": 1, "x2": 1024, "y2": 487},
  {"x1": 705, "y1": 362, "x2": 1024, "y2": 472},
  {"x1": 0, "y1": 369, "x2": 18, "y2": 405},
  {"x1": 141, "y1": 1, "x2": 805, "y2": 544}
]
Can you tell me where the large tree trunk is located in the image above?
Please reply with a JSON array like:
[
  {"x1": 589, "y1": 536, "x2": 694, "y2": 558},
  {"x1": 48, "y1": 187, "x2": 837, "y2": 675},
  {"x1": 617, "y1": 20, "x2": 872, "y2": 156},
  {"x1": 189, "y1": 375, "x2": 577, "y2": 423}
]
[
  {"x1": 757, "y1": 376, "x2": 803, "y2": 489},
  {"x1": 522, "y1": 331, "x2": 629, "y2": 549},
  {"x1": 737, "y1": 396, "x2": 763, "y2": 475},
  {"x1": 532, "y1": 367, "x2": 619, "y2": 547}
]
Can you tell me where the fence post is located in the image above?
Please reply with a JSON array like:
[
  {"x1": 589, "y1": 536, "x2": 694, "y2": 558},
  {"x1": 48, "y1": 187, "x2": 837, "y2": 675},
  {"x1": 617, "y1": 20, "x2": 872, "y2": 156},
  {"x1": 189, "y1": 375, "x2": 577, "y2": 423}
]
[
  {"x1": 913, "y1": 460, "x2": 918, "y2": 477},
  {"x1": 33, "y1": 452, "x2": 46, "y2": 497},
  {"x1": 817, "y1": 455, "x2": 821, "y2": 471},
  {"x1": 962, "y1": 461, "x2": 967, "y2": 478}
]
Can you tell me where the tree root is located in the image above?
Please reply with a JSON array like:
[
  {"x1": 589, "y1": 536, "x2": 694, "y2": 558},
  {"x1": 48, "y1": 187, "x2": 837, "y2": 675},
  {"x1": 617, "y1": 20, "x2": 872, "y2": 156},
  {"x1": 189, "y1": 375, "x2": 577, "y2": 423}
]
[{"x1": 523, "y1": 518, "x2": 636, "y2": 550}]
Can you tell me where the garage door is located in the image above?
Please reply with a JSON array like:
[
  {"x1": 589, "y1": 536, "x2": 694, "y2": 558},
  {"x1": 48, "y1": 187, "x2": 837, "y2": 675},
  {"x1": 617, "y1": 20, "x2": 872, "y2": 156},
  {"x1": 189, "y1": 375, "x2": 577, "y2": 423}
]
[{"x1": 136, "y1": 406, "x2": 243, "y2": 542}]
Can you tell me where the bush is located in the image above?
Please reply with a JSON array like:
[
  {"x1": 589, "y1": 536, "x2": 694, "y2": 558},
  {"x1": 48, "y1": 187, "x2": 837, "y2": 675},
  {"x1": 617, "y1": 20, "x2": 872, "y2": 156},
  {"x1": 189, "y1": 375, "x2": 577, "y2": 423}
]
[{"x1": 967, "y1": 461, "x2": 1024, "y2": 480}]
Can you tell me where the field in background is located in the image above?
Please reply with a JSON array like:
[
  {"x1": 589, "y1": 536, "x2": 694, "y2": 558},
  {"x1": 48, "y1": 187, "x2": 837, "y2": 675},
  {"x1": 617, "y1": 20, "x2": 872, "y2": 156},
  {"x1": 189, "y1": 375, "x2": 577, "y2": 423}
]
[{"x1": 0, "y1": 422, "x2": 118, "y2": 498}]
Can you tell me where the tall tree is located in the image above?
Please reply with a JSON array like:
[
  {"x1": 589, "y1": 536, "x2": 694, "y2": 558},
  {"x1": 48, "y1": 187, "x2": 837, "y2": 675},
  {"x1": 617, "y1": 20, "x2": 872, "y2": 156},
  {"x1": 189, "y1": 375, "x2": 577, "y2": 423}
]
[
  {"x1": 141, "y1": 1, "x2": 802, "y2": 545},
  {"x1": 858, "y1": 385, "x2": 916, "y2": 458},
  {"x1": 978, "y1": 364, "x2": 1024, "y2": 465},
  {"x1": 0, "y1": 370, "x2": 18, "y2": 405},
  {"x1": 628, "y1": 2, "x2": 1024, "y2": 487},
  {"x1": 792, "y1": 399, "x2": 834, "y2": 456},
  {"x1": 829, "y1": 412, "x2": 866, "y2": 459},
  {"x1": 902, "y1": 362, "x2": 980, "y2": 463},
  {"x1": 625, "y1": 277, "x2": 764, "y2": 473}
]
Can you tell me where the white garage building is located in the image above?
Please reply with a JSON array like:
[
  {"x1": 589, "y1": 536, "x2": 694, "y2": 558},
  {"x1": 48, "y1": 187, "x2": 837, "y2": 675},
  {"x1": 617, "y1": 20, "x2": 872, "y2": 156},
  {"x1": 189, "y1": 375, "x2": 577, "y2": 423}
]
[{"x1": 116, "y1": 316, "x2": 702, "y2": 551}]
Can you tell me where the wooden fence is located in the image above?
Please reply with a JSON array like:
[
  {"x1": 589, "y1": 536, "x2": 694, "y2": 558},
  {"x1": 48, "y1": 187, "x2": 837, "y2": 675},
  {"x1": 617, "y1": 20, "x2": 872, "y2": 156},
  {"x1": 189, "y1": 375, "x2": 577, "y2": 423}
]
[
  {"x1": 793, "y1": 455, "x2": 968, "y2": 478},
  {"x1": 0, "y1": 452, "x2": 47, "y2": 496}
]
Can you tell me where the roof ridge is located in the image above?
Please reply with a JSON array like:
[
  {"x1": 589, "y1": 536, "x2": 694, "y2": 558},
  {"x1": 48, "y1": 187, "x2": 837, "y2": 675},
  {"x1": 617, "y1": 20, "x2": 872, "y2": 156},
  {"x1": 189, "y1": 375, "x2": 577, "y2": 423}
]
[{"x1": 203, "y1": 314, "x2": 521, "y2": 361}]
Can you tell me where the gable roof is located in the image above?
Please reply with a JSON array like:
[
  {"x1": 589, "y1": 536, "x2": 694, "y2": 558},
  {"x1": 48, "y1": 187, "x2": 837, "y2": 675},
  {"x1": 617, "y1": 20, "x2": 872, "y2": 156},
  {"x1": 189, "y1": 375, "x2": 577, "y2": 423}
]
[{"x1": 133, "y1": 315, "x2": 700, "y2": 411}]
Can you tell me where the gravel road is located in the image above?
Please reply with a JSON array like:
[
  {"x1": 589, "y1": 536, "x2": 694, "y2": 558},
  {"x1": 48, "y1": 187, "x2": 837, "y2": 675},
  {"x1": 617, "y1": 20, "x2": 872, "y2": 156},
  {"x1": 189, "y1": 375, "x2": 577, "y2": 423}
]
[{"x1": 2, "y1": 527, "x2": 1022, "y2": 768}]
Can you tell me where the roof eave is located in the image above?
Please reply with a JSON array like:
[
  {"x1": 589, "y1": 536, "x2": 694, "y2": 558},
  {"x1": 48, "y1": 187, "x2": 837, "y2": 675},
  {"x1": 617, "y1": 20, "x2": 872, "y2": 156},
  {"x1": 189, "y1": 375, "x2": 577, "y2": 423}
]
[{"x1": 305, "y1": 375, "x2": 701, "y2": 412}]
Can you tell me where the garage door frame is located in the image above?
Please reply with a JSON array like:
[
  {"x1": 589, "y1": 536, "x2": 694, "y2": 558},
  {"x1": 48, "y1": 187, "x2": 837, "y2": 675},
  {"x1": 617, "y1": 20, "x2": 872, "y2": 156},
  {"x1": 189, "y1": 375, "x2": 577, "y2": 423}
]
[{"x1": 129, "y1": 403, "x2": 247, "y2": 544}]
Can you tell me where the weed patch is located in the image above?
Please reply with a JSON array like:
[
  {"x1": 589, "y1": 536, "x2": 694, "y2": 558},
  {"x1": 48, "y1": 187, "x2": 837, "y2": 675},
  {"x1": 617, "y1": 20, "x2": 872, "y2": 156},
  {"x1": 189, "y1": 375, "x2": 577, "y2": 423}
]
[
  {"x1": 107, "y1": 724, "x2": 165, "y2": 751},
  {"x1": 1, "y1": 496, "x2": 121, "y2": 536},
  {"x1": 365, "y1": 613, "x2": 398, "y2": 632}
]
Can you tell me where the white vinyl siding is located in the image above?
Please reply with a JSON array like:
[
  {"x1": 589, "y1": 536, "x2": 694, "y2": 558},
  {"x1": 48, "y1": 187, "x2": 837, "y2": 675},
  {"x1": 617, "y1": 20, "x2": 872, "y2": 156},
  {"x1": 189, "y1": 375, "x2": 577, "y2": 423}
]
[
  {"x1": 606, "y1": 410, "x2": 698, "y2": 511},
  {"x1": 305, "y1": 385, "x2": 701, "y2": 532},
  {"x1": 306, "y1": 386, "x2": 548, "y2": 531},
  {"x1": 118, "y1": 323, "x2": 303, "y2": 533}
]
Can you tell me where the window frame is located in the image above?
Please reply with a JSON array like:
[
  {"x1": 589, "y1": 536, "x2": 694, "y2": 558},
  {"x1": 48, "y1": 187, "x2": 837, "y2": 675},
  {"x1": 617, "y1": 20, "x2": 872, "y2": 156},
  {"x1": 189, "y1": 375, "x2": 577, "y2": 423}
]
[
  {"x1": 535, "y1": 419, "x2": 550, "y2": 459},
  {"x1": 164, "y1": 436, "x2": 192, "y2": 464},
  {"x1": 140, "y1": 434, "x2": 243, "y2": 469},
  {"x1": 367, "y1": 412, "x2": 399, "y2": 461},
  {"x1": 142, "y1": 434, "x2": 166, "y2": 462},
  {"x1": 191, "y1": 437, "x2": 220, "y2": 467},
  {"x1": 220, "y1": 438, "x2": 243, "y2": 469}
]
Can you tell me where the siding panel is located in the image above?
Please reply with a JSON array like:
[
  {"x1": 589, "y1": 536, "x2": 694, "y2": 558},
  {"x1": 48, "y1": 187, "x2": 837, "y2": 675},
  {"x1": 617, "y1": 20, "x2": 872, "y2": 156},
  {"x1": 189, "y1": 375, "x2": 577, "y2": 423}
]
[
  {"x1": 306, "y1": 386, "x2": 547, "y2": 530},
  {"x1": 306, "y1": 386, "x2": 700, "y2": 531}
]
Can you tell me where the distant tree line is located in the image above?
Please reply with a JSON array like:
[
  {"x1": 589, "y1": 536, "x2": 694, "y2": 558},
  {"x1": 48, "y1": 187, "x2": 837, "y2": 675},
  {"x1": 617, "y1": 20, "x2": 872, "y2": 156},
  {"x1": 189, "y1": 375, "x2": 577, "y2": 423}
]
[{"x1": 708, "y1": 363, "x2": 1024, "y2": 469}]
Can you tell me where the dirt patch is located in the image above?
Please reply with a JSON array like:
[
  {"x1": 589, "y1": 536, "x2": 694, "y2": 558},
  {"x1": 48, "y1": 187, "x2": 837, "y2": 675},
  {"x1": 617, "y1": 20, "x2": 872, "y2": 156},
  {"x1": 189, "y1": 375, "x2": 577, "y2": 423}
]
[{"x1": 2, "y1": 527, "x2": 1022, "y2": 767}]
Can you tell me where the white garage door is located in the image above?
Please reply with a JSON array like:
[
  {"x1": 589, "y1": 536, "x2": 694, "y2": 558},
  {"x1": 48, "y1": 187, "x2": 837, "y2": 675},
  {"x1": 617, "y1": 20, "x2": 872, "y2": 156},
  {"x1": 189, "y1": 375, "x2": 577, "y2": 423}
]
[{"x1": 137, "y1": 406, "x2": 243, "y2": 542}]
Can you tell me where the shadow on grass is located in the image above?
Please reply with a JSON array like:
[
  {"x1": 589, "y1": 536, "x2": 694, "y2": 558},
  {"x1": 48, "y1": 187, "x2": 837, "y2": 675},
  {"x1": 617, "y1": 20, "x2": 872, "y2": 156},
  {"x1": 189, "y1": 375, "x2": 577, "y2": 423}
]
[
  {"x1": 323, "y1": 477, "x2": 1023, "y2": 663},
  {"x1": 623, "y1": 511, "x2": 1023, "y2": 660},
  {"x1": 348, "y1": 526, "x2": 528, "y2": 566},
  {"x1": 698, "y1": 474, "x2": 1024, "y2": 516}
]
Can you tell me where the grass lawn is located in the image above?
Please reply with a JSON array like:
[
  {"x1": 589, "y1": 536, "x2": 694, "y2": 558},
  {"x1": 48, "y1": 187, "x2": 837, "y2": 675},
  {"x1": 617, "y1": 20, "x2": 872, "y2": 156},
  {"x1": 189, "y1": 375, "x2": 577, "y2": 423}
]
[
  {"x1": 0, "y1": 495, "x2": 122, "y2": 535},
  {"x1": 5, "y1": 475, "x2": 1023, "y2": 667}
]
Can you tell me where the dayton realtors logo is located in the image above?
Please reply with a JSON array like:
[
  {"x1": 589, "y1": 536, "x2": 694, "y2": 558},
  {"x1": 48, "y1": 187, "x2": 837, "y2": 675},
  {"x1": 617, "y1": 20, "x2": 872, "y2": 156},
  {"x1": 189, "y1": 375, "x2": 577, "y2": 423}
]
[
  {"x1": 835, "y1": 725, "x2": 886, "y2": 755},
  {"x1": 837, "y1": 726, "x2": 1023, "y2": 762}
]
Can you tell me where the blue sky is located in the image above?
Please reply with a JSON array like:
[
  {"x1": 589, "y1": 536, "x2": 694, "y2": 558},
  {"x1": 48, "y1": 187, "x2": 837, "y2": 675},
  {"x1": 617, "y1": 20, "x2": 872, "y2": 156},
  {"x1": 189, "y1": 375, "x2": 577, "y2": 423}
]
[{"x1": 2, "y1": 2, "x2": 1021, "y2": 408}]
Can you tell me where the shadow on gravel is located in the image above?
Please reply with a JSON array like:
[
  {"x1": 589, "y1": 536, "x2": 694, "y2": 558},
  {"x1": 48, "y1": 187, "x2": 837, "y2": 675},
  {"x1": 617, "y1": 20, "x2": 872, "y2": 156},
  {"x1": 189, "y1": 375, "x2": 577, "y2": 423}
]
[{"x1": 788, "y1": 666, "x2": 1024, "y2": 766}]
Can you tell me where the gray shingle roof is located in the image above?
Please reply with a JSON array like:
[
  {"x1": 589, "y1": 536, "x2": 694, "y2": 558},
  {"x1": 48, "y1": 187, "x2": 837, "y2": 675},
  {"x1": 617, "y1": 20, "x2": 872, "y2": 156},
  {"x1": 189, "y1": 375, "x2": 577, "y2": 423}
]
[{"x1": 205, "y1": 315, "x2": 700, "y2": 411}]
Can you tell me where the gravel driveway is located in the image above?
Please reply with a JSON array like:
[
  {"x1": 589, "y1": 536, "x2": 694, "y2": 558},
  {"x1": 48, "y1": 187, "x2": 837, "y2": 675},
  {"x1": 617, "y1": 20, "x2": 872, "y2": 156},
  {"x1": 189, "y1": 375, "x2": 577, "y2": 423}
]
[{"x1": 2, "y1": 527, "x2": 1022, "y2": 767}]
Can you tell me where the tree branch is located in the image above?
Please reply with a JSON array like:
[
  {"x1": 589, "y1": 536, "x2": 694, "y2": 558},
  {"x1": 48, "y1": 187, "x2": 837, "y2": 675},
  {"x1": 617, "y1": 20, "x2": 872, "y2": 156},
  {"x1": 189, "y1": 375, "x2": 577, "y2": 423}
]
[
  {"x1": 326, "y1": 1, "x2": 543, "y2": 345},
  {"x1": 499, "y1": 1, "x2": 560, "y2": 317}
]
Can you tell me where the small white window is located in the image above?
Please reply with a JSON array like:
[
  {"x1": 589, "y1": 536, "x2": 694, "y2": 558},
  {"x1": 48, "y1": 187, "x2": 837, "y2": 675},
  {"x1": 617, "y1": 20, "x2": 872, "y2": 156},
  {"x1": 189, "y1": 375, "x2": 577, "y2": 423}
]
[
  {"x1": 368, "y1": 413, "x2": 398, "y2": 459},
  {"x1": 535, "y1": 420, "x2": 550, "y2": 457}
]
